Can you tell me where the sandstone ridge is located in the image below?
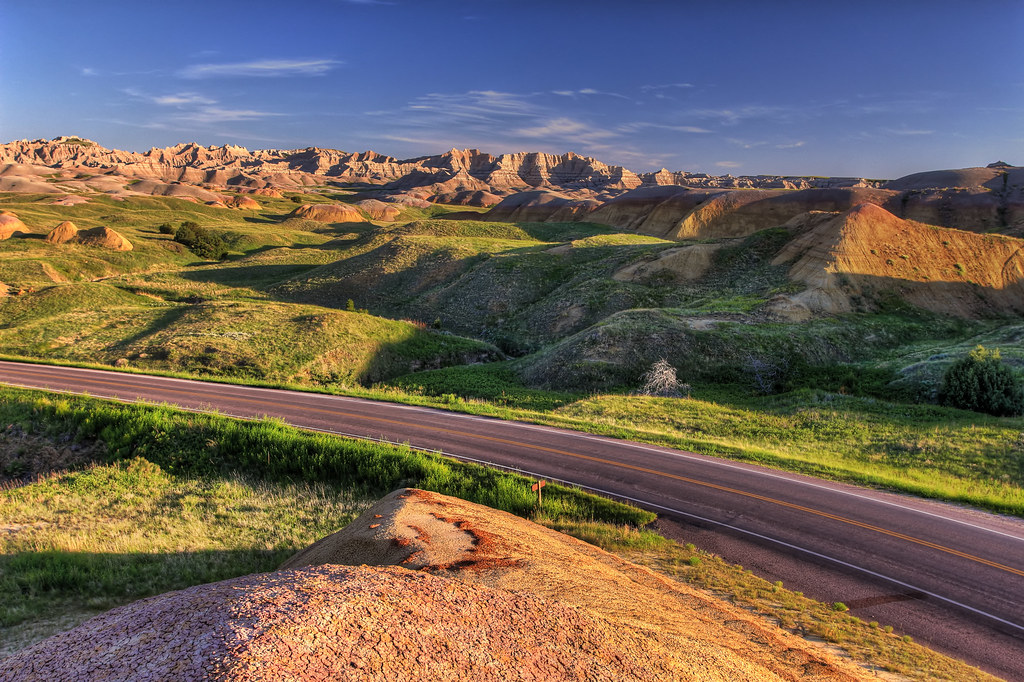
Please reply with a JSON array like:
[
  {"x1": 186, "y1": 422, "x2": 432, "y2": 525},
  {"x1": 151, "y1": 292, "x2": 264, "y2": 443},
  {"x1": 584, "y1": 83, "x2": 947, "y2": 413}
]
[
  {"x1": 0, "y1": 137, "x2": 887, "y2": 206},
  {"x1": 771, "y1": 203, "x2": 1024, "y2": 317}
]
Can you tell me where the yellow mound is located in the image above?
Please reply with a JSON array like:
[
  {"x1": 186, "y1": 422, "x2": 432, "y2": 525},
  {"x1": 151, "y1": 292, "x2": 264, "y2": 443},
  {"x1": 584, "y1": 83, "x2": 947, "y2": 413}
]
[
  {"x1": 223, "y1": 195, "x2": 261, "y2": 210},
  {"x1": 291, "y1": 203, "x2": 367, "y2": 223},
  {"x1": 772, "y1": 203, "x2": 1024, "y2": 317},
  {"x1": 0, "y1": 211, "x2": 28, "y2": 240},
  {"x1": 283, "y1": 489, "x2": 868, "y2": 681},
  {"x1": 44, "y1": 221, "x2": 79, "y2": 245},
  {"x1": 74, "y1": 226, "x2": 133, "y2": 251}
]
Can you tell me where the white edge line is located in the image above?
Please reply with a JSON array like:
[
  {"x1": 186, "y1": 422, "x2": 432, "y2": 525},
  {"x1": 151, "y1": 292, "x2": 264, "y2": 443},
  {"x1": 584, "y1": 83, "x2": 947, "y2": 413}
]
[
  {"x1": 4, "y1": 361, "x2": 1023, "y2": 543},
  {"x1": 4, "y1": 380, "x2": 1024, "y2": 635}
]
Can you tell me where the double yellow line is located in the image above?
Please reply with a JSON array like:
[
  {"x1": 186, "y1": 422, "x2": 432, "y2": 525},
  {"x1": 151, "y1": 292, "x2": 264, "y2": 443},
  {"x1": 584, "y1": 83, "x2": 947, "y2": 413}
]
[{"x1": 4, "y1": 366, "x2": 1022, "y2": 578}]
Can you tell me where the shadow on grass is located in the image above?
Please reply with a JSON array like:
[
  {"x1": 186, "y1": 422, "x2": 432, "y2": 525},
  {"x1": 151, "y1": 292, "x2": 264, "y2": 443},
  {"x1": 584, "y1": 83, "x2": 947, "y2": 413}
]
[
  {"x1": 0, "y1": 548, "x2": 290, "y2": 630},
  {"x1": 109, "y1": 305, "x2": 192, "y2": 348},
  {"x1": 179, "y1": 263, "x2": 326, "y2": 288}
]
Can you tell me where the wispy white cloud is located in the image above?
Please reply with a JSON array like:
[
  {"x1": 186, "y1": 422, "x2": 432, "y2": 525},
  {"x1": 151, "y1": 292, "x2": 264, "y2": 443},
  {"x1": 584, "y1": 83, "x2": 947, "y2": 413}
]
[
  {"x1": 152, "y1": 93, "x2": 216, "y2": 106},
  {"x1": 79, "y1": 67, "x2": 98, "y2": 77},
  {"x1": 407, "y1": 90, "x2": 538, "y2": 122},
  {"x1": 640, "y1": 83, "x2": 693, "y2": 92},
  {"x1": 551, "y1": 88, "x2": 631, "y2": 100},
  {"x1": 619, "y1": 122, "x2": 711, "y2": 134},
  {"x1": 727, "y1": 137, "x2": 805, "y2": 149},
  {"x1": 715, "y1": 161, "x2": 742, "y2": 168},
  {"x1": 514, "y1": 118, "x2": 615, "y2": 139},
  {"x1": 881, "y1": 127, "x2": 934, "y2": 136},
  {"x1": 173, "y1": 107, "x2": 283, "y2": 123},
  {"x1": 179, "y1": 59, "x2": 340, "y2": 79}
]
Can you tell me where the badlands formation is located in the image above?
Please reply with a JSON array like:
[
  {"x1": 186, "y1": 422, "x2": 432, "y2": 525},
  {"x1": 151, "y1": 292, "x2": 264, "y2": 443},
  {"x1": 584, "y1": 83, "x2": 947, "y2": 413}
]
[{"x1": 0, "y1": 490, "x2": 868, "y2": 681}]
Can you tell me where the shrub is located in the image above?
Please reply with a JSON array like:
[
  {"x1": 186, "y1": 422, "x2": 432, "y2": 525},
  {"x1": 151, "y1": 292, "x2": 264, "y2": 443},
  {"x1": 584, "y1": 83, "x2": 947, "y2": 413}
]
[
  {"x1": 638, "y1": 359, "x2": 688, "y2": 398},
  {"x1": 938, "y1": 346, "x2": 1024, "y2": 417},
  {"x1": 174, "y1": 222, "x2": 228, "y2": 260},
  {"x1": 157, "y1": 223, "x2": 174, "y2": 235}
]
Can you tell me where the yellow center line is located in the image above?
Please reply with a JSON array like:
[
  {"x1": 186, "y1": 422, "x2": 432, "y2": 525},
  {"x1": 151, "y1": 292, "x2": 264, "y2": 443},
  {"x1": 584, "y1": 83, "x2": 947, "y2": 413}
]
[{"x1": 4, "y1": 367, "x2": 1023, "y2": 578}]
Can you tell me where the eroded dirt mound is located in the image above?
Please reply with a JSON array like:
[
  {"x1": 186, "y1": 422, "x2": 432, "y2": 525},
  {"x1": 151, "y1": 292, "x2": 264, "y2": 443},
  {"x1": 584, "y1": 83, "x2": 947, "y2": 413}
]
[
  {"x1": 354, "y1": 199, "x2": 402, "y2": 221},
  {"x1": 222, "y1": 195, "x2": 260, "y2": 210},
  {"x1": 1, "y1": 565, "x2": 692, "y2": 682},
  {"x1": 282, "y1": 489, "x2": 868, "y2": 681},
  {"x1": 291, "y1": 203, "x2": 367, "y2": 223},
  {"x1": 73, "y1": 226, "x2": 133, "y2": 251},
  {"x1": 43, "y1": 221, "x2": 78, "y2": 244},
  {"x1": 772, "y1": 203, "x2": 1024, "y2": 317},
  {"x1": 0, "y1": 212, "x2": 28, "y2": 240},
  {"x1": 484, "y1": 189, "x2": 579, "y2": 222}
]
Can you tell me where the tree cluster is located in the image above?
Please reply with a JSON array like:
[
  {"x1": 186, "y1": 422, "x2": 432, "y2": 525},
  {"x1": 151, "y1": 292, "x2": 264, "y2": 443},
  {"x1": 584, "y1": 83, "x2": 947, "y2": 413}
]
[{"x1": 173, "y1": 221, "x2": 228, "y2": 260}]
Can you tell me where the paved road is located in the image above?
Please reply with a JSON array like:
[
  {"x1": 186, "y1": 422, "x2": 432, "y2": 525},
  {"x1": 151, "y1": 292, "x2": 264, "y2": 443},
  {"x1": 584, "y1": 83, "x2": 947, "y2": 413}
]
[{"x1": 2, "y1": 361, "x2": 1023, "y2": 679}]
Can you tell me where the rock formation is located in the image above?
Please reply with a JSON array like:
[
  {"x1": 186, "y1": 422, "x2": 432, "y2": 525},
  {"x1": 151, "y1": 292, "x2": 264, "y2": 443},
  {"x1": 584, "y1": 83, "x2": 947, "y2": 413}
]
[
  {"x1": 290, "y1": 203, "x2": 366, "y2": 224},
  {"x1": 353, "y1": 199, "x2": 401, "y2": 221},
  {"x1": 74, "y1": 226, "x2": 133, "y2": 251},
  {"x1": 0, "y1": 137, "x2": 888, "y2": 201},
  {"x1": 222, "y1": 195, "x2": 260, "y2": 210},
  {"x1": 0, "y1": 212, "x2": 28, "y2": 240},
  {"x1": 771, "y1": 203, "x2": 1024, "y2": 317},
  {"x1": 43, "y1": 221, "x2": 78, "y2": 244},
  {"x1": 1, "y1": 489, "x2": 869, "y2": 680}
]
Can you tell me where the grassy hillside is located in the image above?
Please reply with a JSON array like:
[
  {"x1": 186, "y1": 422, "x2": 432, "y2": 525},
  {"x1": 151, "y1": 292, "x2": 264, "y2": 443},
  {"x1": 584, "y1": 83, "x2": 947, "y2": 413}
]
[{"x1": 0, "y1": 387, "x2": 995, "y2": 680}]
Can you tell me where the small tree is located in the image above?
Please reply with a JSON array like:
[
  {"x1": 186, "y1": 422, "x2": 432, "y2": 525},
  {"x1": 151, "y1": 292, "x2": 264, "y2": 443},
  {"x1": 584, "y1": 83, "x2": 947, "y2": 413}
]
[
  {"x1": 174, "y1": 222, "x2": 228, "y2": 260},
  {"x1": 938, "y1": 346, "x2": 1024, "y2": 417},
  {"x1": 639, "y1": 359, "x2": 689, "y2": 398}
]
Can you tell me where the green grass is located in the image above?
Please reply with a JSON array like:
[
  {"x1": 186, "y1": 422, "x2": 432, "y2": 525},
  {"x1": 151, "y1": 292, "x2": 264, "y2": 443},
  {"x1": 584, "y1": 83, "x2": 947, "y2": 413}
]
[{"x1": 0, "y1": 388, "x2": 994, "y2": 679}]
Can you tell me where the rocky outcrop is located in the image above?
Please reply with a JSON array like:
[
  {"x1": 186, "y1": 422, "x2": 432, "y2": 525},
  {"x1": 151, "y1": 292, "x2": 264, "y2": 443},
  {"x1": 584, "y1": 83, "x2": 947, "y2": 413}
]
[
  {"x1": 290, "y1": 203, "x2": 367, "y2": 223},
  {"x1": 74, "y1": 226, "x2": 133, "y2": 251},
  {"x1": 431, "y1": 189, "x2": 503, "y2": 207},
  {"x1": 485, "y1": 190, "x2": 601, "y2": 223},
  {"x1": 222, "y1": 195, "x2": 260, "y2": 210},
  {"x1": 44, "y1": 221, "x2": 78, "y2": 244},
  {"x1": 0, "y1": 211, "x2": 28, "y2": 240},
  {"x1": 0, "y1": 488, "x2": 869, "y2": 680},
  {"x1": 353, "y1": 199, "x2": 401, "y2": 221},
  {"x1": 771, "y1": 203, "x2": 1024, "y2": 317}
]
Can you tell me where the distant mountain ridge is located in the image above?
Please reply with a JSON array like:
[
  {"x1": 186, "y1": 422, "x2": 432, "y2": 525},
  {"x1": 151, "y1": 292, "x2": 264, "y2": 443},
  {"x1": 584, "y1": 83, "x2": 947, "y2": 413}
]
[{"x1": 0, "y1": 136, "x2": 882, "y2": 196}]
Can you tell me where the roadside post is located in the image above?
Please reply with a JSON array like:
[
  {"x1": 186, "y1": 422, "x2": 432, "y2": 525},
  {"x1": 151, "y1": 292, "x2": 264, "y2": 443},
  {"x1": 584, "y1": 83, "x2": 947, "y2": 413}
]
[{"x1": 532, "y1": 479, "x2": 546, "y2": 507}]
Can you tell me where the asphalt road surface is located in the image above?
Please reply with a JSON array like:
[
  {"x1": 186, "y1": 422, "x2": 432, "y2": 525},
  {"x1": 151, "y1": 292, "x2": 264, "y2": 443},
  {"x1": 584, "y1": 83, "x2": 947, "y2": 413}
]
[{"x1": 1, "y1": 361, "x2": 1022, "y2": 679}]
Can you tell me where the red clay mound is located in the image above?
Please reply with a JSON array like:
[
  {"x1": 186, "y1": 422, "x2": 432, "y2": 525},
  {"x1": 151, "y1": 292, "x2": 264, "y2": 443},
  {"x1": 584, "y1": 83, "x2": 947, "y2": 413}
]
[
  {"x1": 291, "y1": 203, "x2": 367, "y2": 223},
  {"x1": 43, "y1": 221, "x2": 79, "y2": 244},
  {"x1": 772, "y1": 203, "x2": 1024, "y2": 317},
  {"x1": 0, "y1": 565, "x2": 685, "y2": 682}
]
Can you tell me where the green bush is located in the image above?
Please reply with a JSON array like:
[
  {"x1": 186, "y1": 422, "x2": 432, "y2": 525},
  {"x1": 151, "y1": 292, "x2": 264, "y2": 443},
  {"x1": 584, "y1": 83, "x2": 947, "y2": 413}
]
[
  {"x1": 938, "y1": 346, "x2": 1024, "y2": 417},
  {"x1": 174, "y1": 222, "x2": 228, "y2": 260},
  {"x1": 157, "y1": 223, "x2": 174, "y2": 235}
]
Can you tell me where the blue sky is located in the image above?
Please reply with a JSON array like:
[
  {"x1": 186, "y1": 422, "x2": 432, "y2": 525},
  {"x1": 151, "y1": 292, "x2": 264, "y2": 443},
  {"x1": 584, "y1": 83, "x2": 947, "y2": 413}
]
[{"x1": 1, "y1": 1, "x2": 1021, "y2": 178}]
